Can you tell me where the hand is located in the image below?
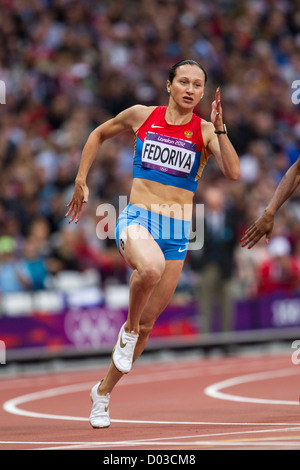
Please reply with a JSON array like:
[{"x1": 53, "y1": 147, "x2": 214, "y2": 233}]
[
  {"x1": 240, "y1": 211, "x2": 274, "y2": 249},
  {"x1": 211, "y1": 87, "x2": 223, "y2": 131},
  {"x1": 65, "y1": 180, "x2": 89, "y2": 223}
]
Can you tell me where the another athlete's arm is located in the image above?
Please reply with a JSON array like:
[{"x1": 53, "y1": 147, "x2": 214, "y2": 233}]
[{"x1": 241, "y1": 156, "x2": 300, "y2": 248}]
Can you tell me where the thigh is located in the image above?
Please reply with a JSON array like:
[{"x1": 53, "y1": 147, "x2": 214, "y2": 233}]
[
  {"x1": 139, "y1": 259, "x2": 184, "y2": 327},
  {"x1": 120, "y1": 224, "x2": 165, "y2": 272}
]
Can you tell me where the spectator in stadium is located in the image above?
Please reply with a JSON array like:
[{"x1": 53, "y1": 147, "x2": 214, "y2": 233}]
[
  {"x1": 23, "y1": 236, "x2": 48, "y2": 290},
  {"x1": 0, "y1": 236, "x2": 32, "y2": 294},
  {"x1": 192, "y1": 186, "x2": 240, "y2": 335},
  {"x1": 1, "y1": 0, "x2": 300, "y2": 301},
  {"x1": 256, "y1": 236, "x2": 300, "y2": 296}
]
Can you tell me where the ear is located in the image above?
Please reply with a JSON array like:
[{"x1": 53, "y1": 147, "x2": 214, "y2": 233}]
[{"x1": 166, "y1": 80, "x2": 171, "y2": 95}]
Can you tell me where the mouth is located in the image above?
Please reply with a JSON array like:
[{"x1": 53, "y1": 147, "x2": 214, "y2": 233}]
[{"x1": 182, "y1": 96, "x2": 193, "y2": 104}]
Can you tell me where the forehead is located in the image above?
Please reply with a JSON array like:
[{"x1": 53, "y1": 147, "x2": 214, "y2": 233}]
[{"x1": 175, "y1": 64, "x2": 205, "y2": 81}]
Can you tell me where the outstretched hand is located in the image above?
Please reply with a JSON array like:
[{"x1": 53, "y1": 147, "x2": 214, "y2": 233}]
[
  {"x1": 65, "y1": 181, "x2": 89, "y2": 224},
  {"x1": 211, "y1": 87, "x2": 223, "y2": 131},
  {"x1": 240, "y1": 211, "x2": 274, "y2": 249}
]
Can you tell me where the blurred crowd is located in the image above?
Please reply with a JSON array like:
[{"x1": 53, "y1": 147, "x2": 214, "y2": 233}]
[{"x1": 1, "y1": 0, "x2": 300, "y2": 306}]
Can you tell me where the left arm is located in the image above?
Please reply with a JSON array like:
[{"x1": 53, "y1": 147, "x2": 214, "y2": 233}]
[{"x1": 205, "y1": 88, "x2": 240, "y2": 181}]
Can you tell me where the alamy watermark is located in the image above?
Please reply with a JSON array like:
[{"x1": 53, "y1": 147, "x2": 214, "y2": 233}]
[
  {"x1": 95, "y1": 196, "x2": 205, "y2": 251},
  {"x1": 291, "y1": 80, "x2": 300, "y2": 105},
  {"x1": 0, "y1": 341, "x2": 6, "y2": 365},
  {"x1": 291, "y1": 340, "x2": 300, "y2": 365},
  {"x1": 0, "y1": 80, "x2": 6, "y2": 104}
]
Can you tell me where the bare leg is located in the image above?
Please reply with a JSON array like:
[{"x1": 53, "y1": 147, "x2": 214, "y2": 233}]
[
  {"x1": 133, "y1": 259, "x2": 184, "y2": 361},
  {"x1": 121, "y1": 224, "x2": 166, "y2": 334},
  {"x1": 98, "y1": 259, "x2": 184, "y2": 395},
  {"x1": 98, "y1": 224, "x2": 165, "y2": 394}
]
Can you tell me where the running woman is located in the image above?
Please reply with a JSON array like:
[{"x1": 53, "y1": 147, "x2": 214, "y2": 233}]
[{"x1": 65, "y1": 59, "x2": 240, "y2": 428}]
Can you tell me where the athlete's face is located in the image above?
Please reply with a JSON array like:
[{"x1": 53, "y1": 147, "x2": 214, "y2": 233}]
[{"x1": 167, "y1": 65, "x2": 205, "y2": 109}]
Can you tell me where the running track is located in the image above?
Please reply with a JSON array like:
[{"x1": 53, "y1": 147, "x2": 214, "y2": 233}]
[{"x1": 1, "y1": 350, "x2": 300, "y2": 450}]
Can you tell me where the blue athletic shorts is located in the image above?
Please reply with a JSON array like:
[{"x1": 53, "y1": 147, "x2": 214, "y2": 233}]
[{"x1": 115, "y1": 204, "x2": 191, "y2": 260}]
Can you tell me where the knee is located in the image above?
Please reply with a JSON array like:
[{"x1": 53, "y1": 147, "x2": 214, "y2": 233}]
[{"x1": 139, "y1": 259, "x2": 165, "y2": 286}]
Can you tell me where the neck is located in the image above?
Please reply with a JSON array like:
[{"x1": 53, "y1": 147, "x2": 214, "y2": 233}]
[{"x1": 164, "y1": 101, "x2": 193, "y2": 126}]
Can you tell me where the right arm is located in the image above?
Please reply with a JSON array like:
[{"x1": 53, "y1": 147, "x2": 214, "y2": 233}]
[
  {"x1": 241, "y1": 156, "x2": 300, "y2": 248},
  {"x1": 65, "y1": 105, "x2": 153, "y2": 223}
]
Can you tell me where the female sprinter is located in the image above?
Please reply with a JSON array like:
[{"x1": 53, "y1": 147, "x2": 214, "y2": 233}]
[{"x1": 65, "y1": 59, "x2": 240, "y2": 428}]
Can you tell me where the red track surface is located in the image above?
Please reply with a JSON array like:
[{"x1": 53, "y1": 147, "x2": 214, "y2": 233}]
[{"x1": 1, "y1": 350, "x2": 300, "y2": 450}]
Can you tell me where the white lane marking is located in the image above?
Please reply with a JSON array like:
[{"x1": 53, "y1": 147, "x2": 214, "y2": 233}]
[
  {"x1": 205, "y1": 367, "x2": 299, "y2": 405},
  {"x1": 3, "y1": 377, "x2": 300, "y2": 426},
  {"x1": 2, "y1": 440, "x2": 300, "y2": 450},
  {"x1": 2, "y1": 426, "x2": 300, "y2": 450},
  {"x1": 3, "y1": 362, "x2": 300, "y2": 430},
  {"x1": 2, "y1": 361, "x2": 300, "y2": 450},
  {"x1": 36, "y1": 441, "x2": 300, "y2": 450},
  {"x1": 2, "y1": 367, "x2": 199, "y2": 421}
]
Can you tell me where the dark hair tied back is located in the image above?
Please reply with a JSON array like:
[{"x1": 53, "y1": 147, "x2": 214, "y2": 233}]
[{"x1": 168, "y1": 60, "x2": 208, "y2": 84}]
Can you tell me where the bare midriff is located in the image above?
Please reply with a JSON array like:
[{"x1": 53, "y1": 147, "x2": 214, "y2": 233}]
[{"x1": 129, "y1": 178, "x2": 193, "y2": 221}]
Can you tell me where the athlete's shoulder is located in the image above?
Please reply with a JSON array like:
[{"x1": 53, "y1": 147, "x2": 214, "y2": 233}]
[
  {"x1": 122, "y1": 105, "x2": 156, "y2": 132},
  {"x1": 127, "y1": 105, "x2": 157, "y2": 132},
  {"x1": 197, "y1": 117, "x2": 209, "y2": 126},
  {"x1": 199, "y1": 119, "x2": 215, "y2": 134},
  {"x1": 130, "y1": 104, "x2": 157, "y2": 119}
]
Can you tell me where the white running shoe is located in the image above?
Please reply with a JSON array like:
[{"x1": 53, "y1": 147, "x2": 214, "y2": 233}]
[
  {"x1": 89, "y1": 381, "x2": 110, "y2": 428},
  {"x1": 112, "y1": 323, "x2": 139, "y2": 374}
]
